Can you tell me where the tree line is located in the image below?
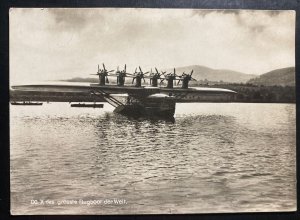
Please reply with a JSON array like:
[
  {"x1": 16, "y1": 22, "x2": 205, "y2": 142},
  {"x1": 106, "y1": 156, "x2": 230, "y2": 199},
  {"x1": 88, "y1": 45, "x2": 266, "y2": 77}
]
[{"x1": 191, "y1": 83, "x2": 295, "y2": 103}]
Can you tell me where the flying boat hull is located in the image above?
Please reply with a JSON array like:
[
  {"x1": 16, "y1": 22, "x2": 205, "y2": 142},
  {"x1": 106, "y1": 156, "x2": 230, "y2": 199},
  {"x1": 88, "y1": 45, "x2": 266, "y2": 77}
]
[{"x1": 10, "y1": 83, "x2": 237, "y2": 118}]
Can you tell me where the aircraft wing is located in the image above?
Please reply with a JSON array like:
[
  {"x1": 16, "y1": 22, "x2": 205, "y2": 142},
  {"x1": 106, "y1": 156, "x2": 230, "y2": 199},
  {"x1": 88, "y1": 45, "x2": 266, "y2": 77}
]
[
  {"x1": 10, "y1": 83, "x2": 102, "y2": 102},
  {"x1": 157, "y1": 87, "x2": 237, "y2": 103},
  {"x1": 10, "y1": 83, "x2": 159, "y2": 102},
  {"x1": 10, "y1": 83, "x2": 237, "y2": 103}
]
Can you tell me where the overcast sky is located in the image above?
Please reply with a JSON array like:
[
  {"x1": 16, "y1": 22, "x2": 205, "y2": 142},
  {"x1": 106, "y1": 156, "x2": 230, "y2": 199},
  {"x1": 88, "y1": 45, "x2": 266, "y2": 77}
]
[{"x1": 10, "y1": 8, "x2": 295, "y2": 84}]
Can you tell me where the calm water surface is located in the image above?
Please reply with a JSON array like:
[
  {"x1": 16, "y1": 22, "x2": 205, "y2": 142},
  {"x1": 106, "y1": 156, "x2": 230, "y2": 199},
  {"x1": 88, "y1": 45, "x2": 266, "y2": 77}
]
[{"x1": 10, "y1": 103, "x2": 296, "y2": 214}]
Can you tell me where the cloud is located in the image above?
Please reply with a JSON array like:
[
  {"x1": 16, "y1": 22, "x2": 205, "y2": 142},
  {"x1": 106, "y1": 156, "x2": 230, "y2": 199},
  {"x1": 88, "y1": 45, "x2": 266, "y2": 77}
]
[
  {"x1": 49, "y1": 9, "x2": 106, "y2": 32},
  {"x1": 191, "y1": 9, "x2": 241, "y2": 17},
  {"x1": 192, "y1": 9, "x2": 289, "y2": 34},
  {"x1": 9, "y1": 8, "x2": 295, "y2": 84}
]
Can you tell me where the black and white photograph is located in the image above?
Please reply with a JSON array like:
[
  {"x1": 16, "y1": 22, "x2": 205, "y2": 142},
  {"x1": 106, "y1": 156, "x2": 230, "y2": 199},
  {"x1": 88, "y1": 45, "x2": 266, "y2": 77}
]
[{"x1": 9, "y1": 8, "x2": 296, "y2": 215}]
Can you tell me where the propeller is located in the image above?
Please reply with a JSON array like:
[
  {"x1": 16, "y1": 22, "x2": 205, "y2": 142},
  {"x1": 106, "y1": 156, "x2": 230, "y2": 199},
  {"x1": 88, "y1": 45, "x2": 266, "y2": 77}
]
[
  {"x1": 176, "y1": 69, "x2": 197, "y2": 85},
  {"x1": 92, "y1": 63, "x2": 115, "y2": 75},
  {"x1": 188, "y1": 70, "x2": 197, "y2": 81},
  {"x1": 90, "y1": 64, "x2": 102, "y2": 75},
  {"x1": 110, "y1": 64, "x2": 133, "y2": 77},
  {"x1": 102, "y1": 63, "x2": 114, "y2": 73},
  {"x1": 151, "y1": 68, "x2": 166, "y2": 85},
  {"x1": 160, "y1": 78, "x2": 165, "y2": 85},
  {"x1": 139, "y1": 66, "x2": 142, "y2": 73},
  {"x1": 149, "y1": 68, "x2": 153, "y2": 84},
  {"x1": 138, "y1": 66, "x2": 149, "y2": 75},
  {"x1": 90, "y1": 63, "x2": 115, "y2": 84},
  {"x1": 149, "y1": 67, "x2": 165, "y2": 86},
  {"x1": 131, "y1": 66, "x2": 150, "y2": 84},
  {"x1": 154, "y1": 67, "x2": 166, "y2": 77}
]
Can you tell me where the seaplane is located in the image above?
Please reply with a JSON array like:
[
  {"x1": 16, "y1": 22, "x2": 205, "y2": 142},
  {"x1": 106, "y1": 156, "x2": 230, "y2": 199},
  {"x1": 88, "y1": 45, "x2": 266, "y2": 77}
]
[{"x1": 10, "y1": 64, "x2": 237, "y2": 119}]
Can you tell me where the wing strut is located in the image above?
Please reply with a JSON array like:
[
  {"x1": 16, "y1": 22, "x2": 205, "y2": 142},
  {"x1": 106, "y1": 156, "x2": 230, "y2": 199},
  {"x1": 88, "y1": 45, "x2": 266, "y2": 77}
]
[{"x1": 91, "y1": 89, "x2": 124, "y2": 108}]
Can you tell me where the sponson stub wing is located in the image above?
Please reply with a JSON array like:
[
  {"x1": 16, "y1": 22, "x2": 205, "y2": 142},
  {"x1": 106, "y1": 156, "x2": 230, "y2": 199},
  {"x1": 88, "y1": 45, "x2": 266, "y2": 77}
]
[
  {"x1": 106, "y1": 93, "x2": 176, "y2": 107},
  {"x1": 146, "y1": 93, "x2": 176, "y2": 99}
]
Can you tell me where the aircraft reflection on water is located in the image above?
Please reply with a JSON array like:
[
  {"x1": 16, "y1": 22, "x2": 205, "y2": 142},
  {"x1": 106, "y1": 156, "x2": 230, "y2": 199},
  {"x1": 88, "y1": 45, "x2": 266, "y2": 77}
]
[{"x1": 11, "y1": 64, "x2": 237, "y2": 119}]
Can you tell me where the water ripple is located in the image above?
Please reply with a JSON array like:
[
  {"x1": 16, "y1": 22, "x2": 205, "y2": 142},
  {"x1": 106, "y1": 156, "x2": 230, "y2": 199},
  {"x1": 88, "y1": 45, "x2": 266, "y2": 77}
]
[{"x1": 10, "y1": 103, "x2": 296, "y2": 214}]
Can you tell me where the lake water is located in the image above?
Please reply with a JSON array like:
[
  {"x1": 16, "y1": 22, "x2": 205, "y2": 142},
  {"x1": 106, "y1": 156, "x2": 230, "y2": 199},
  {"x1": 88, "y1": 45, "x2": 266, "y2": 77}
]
[{"x1": 10, "y1": 103, "x2": 296, "y2": 214}]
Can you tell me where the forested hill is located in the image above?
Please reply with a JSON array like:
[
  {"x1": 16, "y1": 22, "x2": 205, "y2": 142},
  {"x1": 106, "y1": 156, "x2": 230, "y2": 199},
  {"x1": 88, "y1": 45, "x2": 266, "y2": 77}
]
[
  {"x1": 247, "y1": 67, "x2": 295, "y2": 86},
  {"x1": 60, "y1": 66, "x2": 295, "y2": 87},
  {"x1": 164, "y1": 65, "x2": 255, "y2": 83}
]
